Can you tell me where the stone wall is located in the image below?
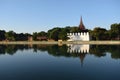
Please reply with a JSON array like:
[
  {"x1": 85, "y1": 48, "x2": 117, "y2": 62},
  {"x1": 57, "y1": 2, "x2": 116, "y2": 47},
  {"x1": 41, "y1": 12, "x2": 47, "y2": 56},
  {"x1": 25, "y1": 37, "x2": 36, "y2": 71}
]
[{"x1": 67, "y1": 32, "x2": 90, "y2": 41}]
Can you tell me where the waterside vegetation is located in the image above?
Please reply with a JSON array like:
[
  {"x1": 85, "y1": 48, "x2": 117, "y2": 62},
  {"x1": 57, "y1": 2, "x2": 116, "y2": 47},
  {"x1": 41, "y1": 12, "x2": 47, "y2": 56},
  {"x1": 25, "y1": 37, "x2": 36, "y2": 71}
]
[{"x1": 0, "y1": 23, "x2": 120, "y2": 41}]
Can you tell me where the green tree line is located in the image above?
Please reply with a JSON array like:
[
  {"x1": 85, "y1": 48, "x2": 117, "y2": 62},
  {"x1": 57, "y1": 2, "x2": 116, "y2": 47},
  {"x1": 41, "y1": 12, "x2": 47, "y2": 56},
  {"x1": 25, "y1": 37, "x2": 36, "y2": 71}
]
[
  {"x1": 0, "y1": 30, "x2": 32, "y2": 41},
  {"x1": 0, "y1": 23, "x2": 120, "y2": 41}
]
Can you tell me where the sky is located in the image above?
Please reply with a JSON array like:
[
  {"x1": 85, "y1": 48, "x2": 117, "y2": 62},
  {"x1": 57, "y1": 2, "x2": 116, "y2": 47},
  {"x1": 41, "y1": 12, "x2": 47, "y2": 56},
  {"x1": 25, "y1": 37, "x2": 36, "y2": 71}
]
[{"x1": 0, "y1": 0, "x2": 120, "y2": 33}]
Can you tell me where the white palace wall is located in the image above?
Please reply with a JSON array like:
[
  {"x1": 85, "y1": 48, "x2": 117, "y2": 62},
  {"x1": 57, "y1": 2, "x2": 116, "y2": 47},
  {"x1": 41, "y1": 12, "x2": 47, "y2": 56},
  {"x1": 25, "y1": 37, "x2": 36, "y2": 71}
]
[{"x1": 67, "y1": 32, "x2": 90, "y2": 41}]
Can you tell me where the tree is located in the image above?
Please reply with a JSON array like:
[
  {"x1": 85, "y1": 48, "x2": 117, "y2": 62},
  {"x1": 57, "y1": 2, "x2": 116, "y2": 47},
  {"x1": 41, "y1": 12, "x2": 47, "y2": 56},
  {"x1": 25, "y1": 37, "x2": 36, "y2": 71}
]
[
  {"x1": 33, "y1": 32, "x2": 38, "y2": 40},
  {"x1": 37, "y1": 31, "x2": 47, "y2": 37},
  {"x1": 5, "y1": 31, "x2": 16, "y2": 41},
  {"x1": 48, "y1": 27, "x2": 61, "y2": 41},
  {"x1": 109, "y1": 23, "x2": 120, "y2": 40},
  {"x1": 70, "y1": 26, "x2": 79, "y2": 33},
  {"x1": 90, "y1": 27, "x2": 107, "y2": 40},
  {"x1": 0, "y1": 30, "x2": 6, "y2": 41},
  {"x1": 15, "y1": 33, "x2": 29, "y2": 41},
  {"x1": 32, "y1": 31, "x2": 47, "y2": 41},
  {"x1": 58, "y1": 28, "x2": 68, "y2": 40}
]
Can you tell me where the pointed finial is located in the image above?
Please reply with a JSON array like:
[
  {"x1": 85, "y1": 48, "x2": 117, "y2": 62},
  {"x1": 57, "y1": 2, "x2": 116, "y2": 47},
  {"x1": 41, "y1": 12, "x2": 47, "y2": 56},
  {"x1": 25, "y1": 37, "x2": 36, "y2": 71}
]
[{"x1": 79, "y1": 16, "x2": 85, "y2": 30}]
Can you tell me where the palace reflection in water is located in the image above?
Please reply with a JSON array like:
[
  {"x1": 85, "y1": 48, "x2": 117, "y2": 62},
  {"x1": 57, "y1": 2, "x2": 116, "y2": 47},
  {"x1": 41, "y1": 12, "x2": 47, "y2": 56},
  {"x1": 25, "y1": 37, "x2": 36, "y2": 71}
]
[
  {"x1": 0, "y1": 44, "x2": 120, "y2": 58},
  {"x1": 67, "y1": 44, "x2": 90, "y2": 66},
  {"x1": 0, "y1": 44, "x2": 120, "y2": 60},
  {"x1": 67, "y1": 44, "x2": 90, "y2": 53},
  {"x1": 0, "y1": 44, "x2": 120, "y2": 80}
]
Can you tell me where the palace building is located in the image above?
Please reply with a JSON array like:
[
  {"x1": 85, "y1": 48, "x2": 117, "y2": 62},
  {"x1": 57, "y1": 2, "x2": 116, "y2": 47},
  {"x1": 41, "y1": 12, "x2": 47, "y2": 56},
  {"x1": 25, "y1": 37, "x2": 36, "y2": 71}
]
[{"x1": 67, "y1": 17, "x2": 90, "y2": 41}]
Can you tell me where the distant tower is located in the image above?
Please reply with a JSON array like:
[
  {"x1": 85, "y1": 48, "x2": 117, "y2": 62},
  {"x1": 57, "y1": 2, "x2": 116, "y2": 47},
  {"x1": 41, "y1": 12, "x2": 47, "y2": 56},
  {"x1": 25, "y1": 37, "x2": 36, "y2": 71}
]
[{"x1": 79, "y1": 16, "x2": 85, "y2": 30}]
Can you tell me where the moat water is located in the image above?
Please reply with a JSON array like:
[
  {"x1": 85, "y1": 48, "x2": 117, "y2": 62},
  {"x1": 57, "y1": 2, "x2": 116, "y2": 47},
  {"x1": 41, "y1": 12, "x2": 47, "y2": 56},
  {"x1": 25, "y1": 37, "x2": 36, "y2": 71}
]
[{"x1": 0, "y1": 44, "x2": 120, "y2": 80}]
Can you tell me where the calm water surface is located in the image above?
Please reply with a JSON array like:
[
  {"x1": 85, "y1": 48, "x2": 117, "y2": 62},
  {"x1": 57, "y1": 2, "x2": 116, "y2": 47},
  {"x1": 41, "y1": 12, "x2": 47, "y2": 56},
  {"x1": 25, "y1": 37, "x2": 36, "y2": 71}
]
[{"x1": 0, "y1": 44, "x2": 120, "y2": 80}]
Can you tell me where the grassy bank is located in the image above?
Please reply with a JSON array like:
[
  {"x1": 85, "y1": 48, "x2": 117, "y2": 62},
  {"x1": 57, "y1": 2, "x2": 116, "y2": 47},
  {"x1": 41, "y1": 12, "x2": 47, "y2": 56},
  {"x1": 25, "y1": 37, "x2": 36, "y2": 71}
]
[{"x1": 0, "y1": 41, "x2": 120, "y2": 45}]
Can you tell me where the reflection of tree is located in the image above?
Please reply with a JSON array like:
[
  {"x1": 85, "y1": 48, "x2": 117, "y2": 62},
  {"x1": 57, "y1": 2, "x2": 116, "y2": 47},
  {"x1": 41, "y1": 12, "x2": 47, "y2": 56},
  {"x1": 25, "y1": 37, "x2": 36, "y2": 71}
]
[
  {"x1": 0, "y1": 45, "x2": 29, "y2": 55},
  {"x1": 0, "y1": 45, "x2": 6, "y2": 54},
  {"x1": 108, "y1": 45, "x2": 120, "y2": 59},
  {"x1": 0, "y1": 44, "x2": 120, "y2": 60},
  {"x1": 90, "y1": 45, "x2": 120, "y2": 59},
  {"x1": 90, "y1": 45, "x2": 106, "y2": 57},
  {"x1": 5, "y1": 45, "x2": 16, "y2": 55},
  {"x1": 33, "y1": 45, "x2": 48, "y2": 52},
  {"x1": 47, "y1": 45, "x2": 71, "y2": 57},
  {"x1": 0, "y1": 45, "x2": 17, "y2": 55}
]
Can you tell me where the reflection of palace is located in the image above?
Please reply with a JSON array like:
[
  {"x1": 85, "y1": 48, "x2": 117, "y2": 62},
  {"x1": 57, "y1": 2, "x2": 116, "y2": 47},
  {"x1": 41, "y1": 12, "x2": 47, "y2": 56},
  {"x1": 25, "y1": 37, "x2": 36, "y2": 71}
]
[
  {"x1": 67, "y1": 44, "x2": 89, "y2": 53},
  {"x1": 67, "y1": 44, "x2": 90, "y2": 67}
]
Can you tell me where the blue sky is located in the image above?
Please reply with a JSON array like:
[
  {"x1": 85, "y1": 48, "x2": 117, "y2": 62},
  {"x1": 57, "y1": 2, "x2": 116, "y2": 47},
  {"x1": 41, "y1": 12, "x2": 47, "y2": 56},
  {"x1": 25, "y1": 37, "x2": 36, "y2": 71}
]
[{"x1": 0, "y1": 0, "x2": 120, "y2": 33}]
